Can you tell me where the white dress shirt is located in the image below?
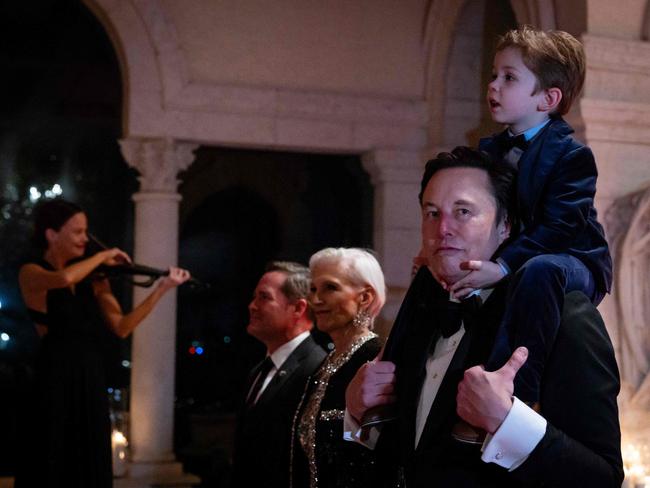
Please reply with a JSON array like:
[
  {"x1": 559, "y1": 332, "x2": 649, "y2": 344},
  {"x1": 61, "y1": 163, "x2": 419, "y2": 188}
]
[
  {"x1": 250, "y1": 331, "x2": 310, "y2": 404},
  {"x1": 343, "y1": 290, "x2": 547, "y2": 471}
]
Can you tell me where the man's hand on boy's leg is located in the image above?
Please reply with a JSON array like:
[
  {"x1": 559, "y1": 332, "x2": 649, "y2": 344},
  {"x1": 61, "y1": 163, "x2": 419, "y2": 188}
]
[{"x1": 449, "y1": 260, "x2": 506, "y2": 298}]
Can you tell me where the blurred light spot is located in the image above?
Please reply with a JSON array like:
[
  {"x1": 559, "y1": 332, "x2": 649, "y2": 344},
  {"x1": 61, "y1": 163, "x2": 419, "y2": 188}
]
[
  {"x1": 223, "y1": 335, "x2": 231, "y2": 344},
  {"x1": 327, "y1": 342, "x2": 335, "y2": 351},
  {"x1": 29, "y1": 187, "x2": 42, "y2": 202},
  {"x1": 0, "y1": 333, "x2": 9, "y2": 342},
  {"x1": 195, "y1": 346, "x2": 204, "y2": 355},
  {"x1": 121, "y1": 360, "x2": 131, "y2": 368}
]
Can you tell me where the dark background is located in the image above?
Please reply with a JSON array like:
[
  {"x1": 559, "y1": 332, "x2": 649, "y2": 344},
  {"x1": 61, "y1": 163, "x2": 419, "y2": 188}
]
[{"x1": 0, "y1": 0, "x2": 372, "y2": 483}]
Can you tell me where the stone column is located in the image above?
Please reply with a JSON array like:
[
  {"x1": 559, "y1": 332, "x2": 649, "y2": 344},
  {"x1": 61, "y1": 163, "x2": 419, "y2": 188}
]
[
  {"x1": 362, "y1": 149, "x2": 424, "y2": 334},
  {"x1": 119, "y1": 137, "x2": 197, "y2": 469}
]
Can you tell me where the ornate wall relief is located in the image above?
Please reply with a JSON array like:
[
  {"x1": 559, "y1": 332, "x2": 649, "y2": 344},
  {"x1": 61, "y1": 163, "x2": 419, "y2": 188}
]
[{"x1": 606, "y1": 185, "x2": 650, "y2": 445}]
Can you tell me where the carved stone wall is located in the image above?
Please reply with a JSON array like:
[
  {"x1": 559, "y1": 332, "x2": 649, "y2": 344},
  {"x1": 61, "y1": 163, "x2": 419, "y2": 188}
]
[
  {"x1": 78, "y1": 0, "x2": 650, "y2": 479},
  {"x1": 583, "y1": 30, "x2": 650, "y2": 451},
  {"x1": 606, "y1": 186, "x2": 650, "y2": 447}
]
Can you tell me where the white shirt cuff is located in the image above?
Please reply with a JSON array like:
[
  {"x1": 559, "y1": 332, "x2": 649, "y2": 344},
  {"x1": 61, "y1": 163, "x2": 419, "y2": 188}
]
[
  {"x1": 496, "y1": 258, "x2": 510, "y2": 276},
  {"x1": 343, "y1": 409, "x2": 381, "y2": 450},
  {"x1": 480, "y1": 396, "x2": 547, "y2": 470}
]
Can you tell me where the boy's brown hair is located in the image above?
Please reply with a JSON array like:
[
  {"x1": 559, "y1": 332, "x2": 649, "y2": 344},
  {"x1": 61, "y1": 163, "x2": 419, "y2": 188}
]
[{"x1": 497, "y1": 25, "x2": 585, "y2": 115}]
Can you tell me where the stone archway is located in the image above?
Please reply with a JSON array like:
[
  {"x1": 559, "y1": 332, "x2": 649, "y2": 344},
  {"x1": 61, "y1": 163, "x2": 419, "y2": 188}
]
[
  {"x1": 81, "y1": 0, "x2": 181, "y2": 136},
  {"x1": 79, "y1": 1, "x2": 430, "y2": 482},
  {"x1": 644, "y1": 0, "x2": 650, "y2": 40},
  {"x1": 509, "y1": 0, "x2": 556, "y2": 29},
  {"x1": 422, "y1": 0, "x2": 557, "y2": 154}
]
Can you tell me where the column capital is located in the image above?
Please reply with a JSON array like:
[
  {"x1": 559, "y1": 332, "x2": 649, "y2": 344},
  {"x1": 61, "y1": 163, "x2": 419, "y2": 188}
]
[{"x1": 119, "y1": 137, "x2": 198, "y2": 192}]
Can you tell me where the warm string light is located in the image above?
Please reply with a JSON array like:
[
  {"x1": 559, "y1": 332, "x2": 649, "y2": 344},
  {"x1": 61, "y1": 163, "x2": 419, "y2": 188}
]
[
  {"x1": 622, "y1": 439, "x2": 650, "y2": 488},
  {"x1": 111, "y1": 430, "x2": 128, "y2": 477}
]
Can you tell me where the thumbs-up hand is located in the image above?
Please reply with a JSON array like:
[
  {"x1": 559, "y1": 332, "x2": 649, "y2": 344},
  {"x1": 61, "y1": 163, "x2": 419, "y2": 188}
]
[{"x1": 456, "y1": 347, "x2": 528, "y2": 434}]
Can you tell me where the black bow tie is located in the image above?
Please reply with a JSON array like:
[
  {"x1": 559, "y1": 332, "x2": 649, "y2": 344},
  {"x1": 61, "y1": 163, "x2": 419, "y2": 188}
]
[
  {"x1": 496, "y1": 131, "x2": 528, "y2": 153},
  {"x1": 437, "y1": 294, "x2": 482, "y2": 338}
]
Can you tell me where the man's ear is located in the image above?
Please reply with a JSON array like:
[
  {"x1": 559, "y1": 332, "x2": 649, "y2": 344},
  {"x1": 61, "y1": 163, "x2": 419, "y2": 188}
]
[
  {"x1": 293, "y1": 298, "x2": 308, "y2": 318},
  {"x1": 498, "y1": 216, "x2": 511, "y2": 243},
  {"x1": 538, "y1": 87, "x2": 562, "y2": 113}
]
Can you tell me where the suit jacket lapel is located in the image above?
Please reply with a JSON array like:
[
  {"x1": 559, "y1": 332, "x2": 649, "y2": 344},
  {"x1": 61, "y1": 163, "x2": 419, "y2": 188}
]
[
  {"x1": 517, "y1": 118, "x2": 572, "y2": 221},
  {"x1": 253, "y1": 336, "x2": 316, "y2": 410}
]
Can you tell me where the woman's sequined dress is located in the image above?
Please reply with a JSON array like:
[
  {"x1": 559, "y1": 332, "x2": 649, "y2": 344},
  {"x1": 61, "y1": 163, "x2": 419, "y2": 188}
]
[{"x1": 291, "y1": 334, "x2": 382, "y2": 488}]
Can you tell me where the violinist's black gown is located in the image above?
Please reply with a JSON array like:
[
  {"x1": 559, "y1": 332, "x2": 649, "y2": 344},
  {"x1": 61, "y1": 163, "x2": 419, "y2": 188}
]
[{"x1": 15, "y1": 259, "x2": 112, "y2": 488}]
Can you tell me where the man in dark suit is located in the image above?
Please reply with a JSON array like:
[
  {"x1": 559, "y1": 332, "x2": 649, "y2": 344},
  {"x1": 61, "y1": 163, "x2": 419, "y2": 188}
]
[
  {"x1": 345, "y1": 147, "x2": 623, "y2": 487},
  {"x1": 231, "y1": 262, "x2": 326, "y2": 488}
]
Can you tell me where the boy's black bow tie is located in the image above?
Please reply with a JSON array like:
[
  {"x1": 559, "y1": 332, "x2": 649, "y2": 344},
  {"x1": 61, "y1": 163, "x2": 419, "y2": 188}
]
[
  {"x1": 438, "y1": 294, "x2": 482, "y2": 338},
  {"x1": 496, "y1": 131, "x2": 528, "y2": 153}
]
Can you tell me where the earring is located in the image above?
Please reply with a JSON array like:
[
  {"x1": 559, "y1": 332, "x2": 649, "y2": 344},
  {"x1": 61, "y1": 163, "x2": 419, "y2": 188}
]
[{"x1": 352, "y1": 310, "x2": 371, "y2": 329}]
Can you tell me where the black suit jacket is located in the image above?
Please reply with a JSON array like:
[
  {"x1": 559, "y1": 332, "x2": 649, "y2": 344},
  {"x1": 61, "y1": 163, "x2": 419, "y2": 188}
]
[
  {"x1": 231, "y1": 334, "x2": 326, "y2": 488},
  {"x1": 479, "y1": 117, "x2": 612, "y2": 294},
  {"x1": 376, "y1": 269, "x2": 622, "y2": 488}
]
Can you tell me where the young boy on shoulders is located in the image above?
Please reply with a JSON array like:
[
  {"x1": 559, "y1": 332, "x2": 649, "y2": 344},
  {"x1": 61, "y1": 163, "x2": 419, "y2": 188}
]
[{"x1": 444, "y1": 26, "x2": 612, "y2": 415}]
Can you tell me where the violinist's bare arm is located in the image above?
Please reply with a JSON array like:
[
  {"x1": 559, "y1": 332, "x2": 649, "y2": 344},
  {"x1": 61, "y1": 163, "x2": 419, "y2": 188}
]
[
  {"x1": 19, "y1": 249, "x2": 131, "y2": 337},
  {"x1": 94, "y1": 267, "x2": 191, "y2": 338},
  {"x1": 18, "y1": 248, "x2": 130, "y2": 296}
]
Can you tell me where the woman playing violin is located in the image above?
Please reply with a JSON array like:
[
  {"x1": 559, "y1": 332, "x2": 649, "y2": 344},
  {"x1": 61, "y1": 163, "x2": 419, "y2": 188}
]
[{"x1": 14, "y1": 199, "x2": 190, "y2": 488}]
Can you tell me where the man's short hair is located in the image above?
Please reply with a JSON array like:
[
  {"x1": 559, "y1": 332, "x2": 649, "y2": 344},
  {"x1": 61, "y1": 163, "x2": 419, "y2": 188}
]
[
  {"x1": 418, "y1": 146, "x2": 518, "y2": 231},
  {"x1": 265, "y1": 261, "x2": 310, "y2": 302},
  {"x1": 496, "y1": 25, "x2": 585, "y2": 115}
]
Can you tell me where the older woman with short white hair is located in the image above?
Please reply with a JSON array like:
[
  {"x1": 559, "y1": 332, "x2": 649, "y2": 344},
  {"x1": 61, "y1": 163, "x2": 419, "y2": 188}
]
[{"x1": 290, "y1": 247, "x2": 386, "y2": 488}]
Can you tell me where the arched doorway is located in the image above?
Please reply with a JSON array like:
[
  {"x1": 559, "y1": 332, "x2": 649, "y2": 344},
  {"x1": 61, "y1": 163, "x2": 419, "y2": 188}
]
[
  {"x1": 176, "y1": 147, "x2": 372, "y2": 401},
  {"x1": 172, "y1": 146, "x2": 373, "y2": 481},
  {"x1": 439, "y1": 0, "x2": 517, "y2": 150},
  {"x1": 0, "y1": 0, "x2": 126, "y2": 478}
]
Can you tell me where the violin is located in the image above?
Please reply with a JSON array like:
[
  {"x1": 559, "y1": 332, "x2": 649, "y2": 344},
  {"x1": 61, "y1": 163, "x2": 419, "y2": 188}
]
[{"x1": 88, "y1": 234, "x2": 208, "y2": 290}]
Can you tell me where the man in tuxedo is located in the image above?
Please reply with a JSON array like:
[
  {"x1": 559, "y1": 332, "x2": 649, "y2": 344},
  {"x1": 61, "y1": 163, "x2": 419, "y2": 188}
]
[
  {"x1": 231, "y1": 261, "x2": 326, "y2": 488},
  {"x1": 345, "y1": 147, "x2": 623, "y2": 487}
]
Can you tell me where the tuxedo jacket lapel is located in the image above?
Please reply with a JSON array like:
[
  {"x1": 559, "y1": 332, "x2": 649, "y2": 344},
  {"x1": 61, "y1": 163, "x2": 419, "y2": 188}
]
[
  {"x1": 389, "y1": 268, "x2": 449, "y2": 453},
  {"x1": 414, "y1": 284, "x2": 508, "y2": 452},
  {"x1": 400, "y1": 309, "x2": 441, "y2": 451}
]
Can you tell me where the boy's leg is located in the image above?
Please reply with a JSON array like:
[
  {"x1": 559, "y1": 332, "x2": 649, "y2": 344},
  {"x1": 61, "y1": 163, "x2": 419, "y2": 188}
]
[{"x1": 487, "y1": 254, "x2": 596, "y2": 403}]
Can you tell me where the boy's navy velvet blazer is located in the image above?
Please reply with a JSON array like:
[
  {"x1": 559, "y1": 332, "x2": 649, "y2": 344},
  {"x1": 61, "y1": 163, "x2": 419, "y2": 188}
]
[{"x1": 479, "y1": 117, "x2": 612, "y2": 294}]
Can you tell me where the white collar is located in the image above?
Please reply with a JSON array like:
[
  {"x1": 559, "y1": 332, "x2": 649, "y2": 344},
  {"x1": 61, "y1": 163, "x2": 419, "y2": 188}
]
[{"x1": 269, "y1": 330, "x2": 310, "y2": 368}]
